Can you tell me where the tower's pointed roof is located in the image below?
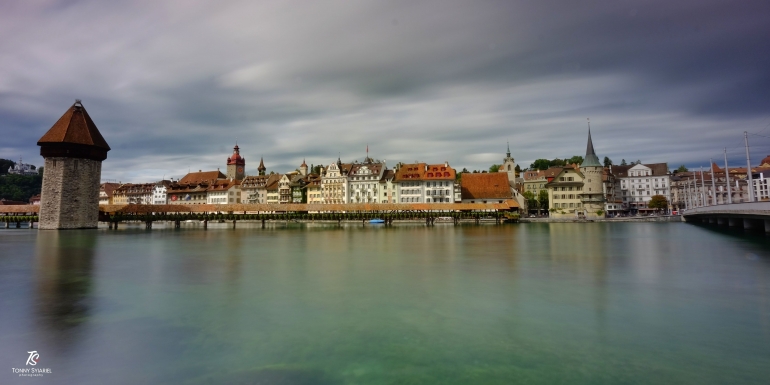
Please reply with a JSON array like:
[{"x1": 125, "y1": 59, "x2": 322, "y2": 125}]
[
  {"x1": 258, "y1": 157, "x2": 266, "y2": 171},
  {"x1": 582, "y1": 125, "x2": 602, "y2": 168},
  {"x1": 38, "y1": 100, "x2": 110, "y2": 161},
  {"x1": 38, "y1": 100, "x2": 110, "y2": 150},
  {"x1": 301, "y1": 158, "x2": 307, "y2": 167}
]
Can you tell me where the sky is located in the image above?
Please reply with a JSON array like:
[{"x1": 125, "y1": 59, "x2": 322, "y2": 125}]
[{"x1": 1, "y1": 0, "x2": 769, "y2": 182}]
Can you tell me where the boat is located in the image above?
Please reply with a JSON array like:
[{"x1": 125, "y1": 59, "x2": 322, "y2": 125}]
[{"x1": 369, "y1": 219, "x2": 385, "y2": 224}]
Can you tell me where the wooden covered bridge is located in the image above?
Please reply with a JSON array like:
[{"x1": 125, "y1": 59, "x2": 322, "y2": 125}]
[{"x1": 1, "y1": 201, "x2": 520, "y2": 229}]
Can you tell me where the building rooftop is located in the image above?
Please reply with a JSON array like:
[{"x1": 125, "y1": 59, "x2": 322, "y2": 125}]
[
  {"x1": 38, "y1": 100, "x2": 110, "y2": 161},
  {"x1": 460, "y1": 173, "x2": 513, "y2": 200}
]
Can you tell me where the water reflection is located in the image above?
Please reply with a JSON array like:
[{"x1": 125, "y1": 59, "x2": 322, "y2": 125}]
[
  {"x1": 1, "y1": 223, "x2": 767, "y2": 384},
  {"x1": 34, "y1": 231, "x2": 96, "y2": 351}
]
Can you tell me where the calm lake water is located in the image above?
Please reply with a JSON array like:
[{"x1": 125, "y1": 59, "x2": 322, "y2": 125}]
[{"x1": 1, "y1": 222, "x2": 769, "y2": 384}]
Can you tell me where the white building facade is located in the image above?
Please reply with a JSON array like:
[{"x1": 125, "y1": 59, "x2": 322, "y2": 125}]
[{"x1": 616, "y1": 163, "x2": 671, "y2": 212}]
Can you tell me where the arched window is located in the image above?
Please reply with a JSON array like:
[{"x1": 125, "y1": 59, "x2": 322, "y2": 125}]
[{"x1": 508, "y1": 165, "x2": 511, "y2": 171}]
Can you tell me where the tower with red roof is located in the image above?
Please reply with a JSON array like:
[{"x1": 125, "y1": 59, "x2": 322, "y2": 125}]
[
  {"x1": 226, "y1": 144, "x2": 245, "y2": 180},
  {"x1": 37, "y1": 100, "x2": 110, "y2": 229}
]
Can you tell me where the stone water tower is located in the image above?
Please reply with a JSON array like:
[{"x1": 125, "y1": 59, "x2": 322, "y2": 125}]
[{"x1": 37, "y1": 100, "x2": 110, "y2": 229}]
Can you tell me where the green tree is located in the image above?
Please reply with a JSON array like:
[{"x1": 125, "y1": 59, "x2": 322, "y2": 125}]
[
  {"x1": 620, "y1": 159, "x2": 627, "y2": 166},
  {"x1": 311, "y1": 165, "x2": 323, "y2": 175},
  {"x1": 567, "y1": 156, "x2": 584, "y2": 165},
  {"x1": 0, "y1": 174, "x2": 42, "y2": 202},
  {"x1": 537, "y1": 189, "x2": 549, "y2": 216},
  {"x1": 38, "y1": 166, "x2": 44, "y2": 175},
  {"x1": 648, "y1": 195, "x2": 668, "y2": 212},
  {"x1": 489, "y1": 164, "x2": 500, "y2": 173},
  {"x1": 530, "y1": 159, "x2": 551, "y2": 170},
  {"x1": 603, "y1": 157, "x2": 613, "y2": 167},
  {"x1": 550, "y1": 158, "x2": 566, "y2": 167},
  {"x1": 522, "y1": 191, "x2": 537, "y2": 213},
  {"x1": 0, "y1": 159, "x2": 15, "y2": 175},
  {"x1": 675, "y1": 165, "x2": 688, "y2": 173},
  {"x1": 514, "y1": 164, "x2": 521, "y2": 175}
]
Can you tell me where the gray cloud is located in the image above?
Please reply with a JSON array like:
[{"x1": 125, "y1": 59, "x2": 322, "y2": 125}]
[{"x1": 1, "y1": 0, "x2": 769, "y2": 182}]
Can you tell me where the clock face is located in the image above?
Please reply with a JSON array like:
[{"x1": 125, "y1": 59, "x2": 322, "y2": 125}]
[{"x1": 237, "y1": 167, "x2": 243, "y2": 173}]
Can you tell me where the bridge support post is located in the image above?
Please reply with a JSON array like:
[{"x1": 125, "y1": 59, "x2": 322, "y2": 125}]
[
  {"x1": 765, "y1": 219, "x2": 770, "y2": 233},
  {"x1": 114, "y1": 222, "x2": 119, "y2": 230},
  {"x1": 261, "y1": 219, "x2": 265, "y2": 228},
  {"x1": 203, "y1": 220, "x2": 208, "y2": 229},
  {"x1": 233, "y1": 220, "x2": 236, "y2": 229},
  {"x1": 728, "y1": 218, "x2": 740, "y2": 228},
  {"x1": 4, "y1": 221, "x2": 8, "y2": 229},
  {"x1": 15, "y1": 221, "x2": 20, "y2": 228},
  {"x1": 175, "y1": 220, "x2": 180, "y2": 228},
  {"x1": 717, "y1": 217, "x2": 726, "y2": 226},
  {"x1": 708, "y1": 217, "x2": 716, "y2": 224},
  {"x1": 146, "y1": 221, "x2": 152, "y2": 229},
  {"x1": 108, "y1": 222, "x2": 113, "y2": 229},
  {"x1": 743, "y1": 219, "x2": 755, "y2": 230}
]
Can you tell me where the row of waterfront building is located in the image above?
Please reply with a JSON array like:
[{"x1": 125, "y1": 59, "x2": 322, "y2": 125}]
[
  {"x1": 23, "y1": 100, "x2": 768, "y2": 229},
  {"x1": 102, "y1": 144, "x2": 525, "y2": 209},
  {"x1": 100, "y1": 130, "x2": 770, "y2": 218}
]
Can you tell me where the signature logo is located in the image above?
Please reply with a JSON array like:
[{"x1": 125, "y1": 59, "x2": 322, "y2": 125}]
[{"x1": 25, "y1": 351, "x2": 39, "y2": 366}]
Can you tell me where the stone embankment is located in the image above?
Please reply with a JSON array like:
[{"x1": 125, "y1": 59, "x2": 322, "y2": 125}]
[{"x1": 519, "y1": 215, "x2": 683, "y2": 223}]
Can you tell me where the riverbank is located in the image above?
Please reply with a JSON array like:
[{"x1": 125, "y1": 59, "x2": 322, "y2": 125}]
[{"x1": 519, "y1": 215, "x2": 683, "y2": 223}]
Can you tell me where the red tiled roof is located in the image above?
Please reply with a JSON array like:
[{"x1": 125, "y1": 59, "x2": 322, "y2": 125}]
[
  {"x1": 179, "y1": 170, "x2": 226, "y2": 184},
  {"x1": 394, "y1": 163, "x2": 455, "y2": 181},
  {"x1": 37, "y1": 101, "x2": 110, "y2": 150},
  {"x1": 460, "y1": 173, "x2": 512, "y2": 199}
]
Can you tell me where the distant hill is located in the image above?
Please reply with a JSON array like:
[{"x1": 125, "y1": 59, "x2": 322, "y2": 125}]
[{"x1": 0, "y1": 174, "x2": 42, "y2": 202}]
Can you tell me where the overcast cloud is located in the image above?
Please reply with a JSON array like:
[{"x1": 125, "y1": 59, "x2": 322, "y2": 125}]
[{"x1": 1, "y1": 0, "x2": 769, "y2": 182}]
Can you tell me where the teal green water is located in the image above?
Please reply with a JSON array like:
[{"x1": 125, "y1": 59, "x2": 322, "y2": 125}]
[{"x1": 1, "y1": 222, "x2": 769, "y2": 384}]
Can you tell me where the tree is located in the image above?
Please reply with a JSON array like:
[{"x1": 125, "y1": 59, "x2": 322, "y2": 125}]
[
  {"x1": 0, "y1": 174, "x2": 42, "y2": 202},
  {"x1": 530, "y1": 159, "x2": 551, "y2": 170},
  {"x1": 514, "y1": 164, "x2": 521, "y2": 175},
  {"x1": 489, "y1": 164, "x2": 500, "y2": 173},
  {"x1": 38, "y1": 166, "x2": 44, "y2": 175},
  {"x1": 537, "y1": 189, "x2": 549, "y2": 216},
  {"x1": 461, "y1": 168, "x2": 469, "y2": 173},
  {"x1": 311, "y1": 165, "x2": 323, "y2": 175},
  {"x1": 675, "y1": 165, "x2": 688, "y2": 174},
  {"x1": 603, "y1": 157, "x2": 613, "y2": 167},
  {"x1": 648, "y1": 195, "x2": 668, "y2": 212},
  {"x1": 0, "y1": 159, "x2": 15, "y2": 175},
  {"x1": 635, "y1": 159, "x2": 642, "y2": 165},
  {"x1": 567, "y1": 155, "x2": 584, "y2": 165},
  {"x1": 620, "y1": 159, "x2": 627, "y2": 166},
  {"x1": 550, "y1": 158, "x2": 566, "y2": 167},
  {"x1": 523, "y1": 191, "x2": 537, "y2": 213}
]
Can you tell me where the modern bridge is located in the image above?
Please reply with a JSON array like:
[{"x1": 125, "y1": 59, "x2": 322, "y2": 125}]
[{"x1": 682, "y1": 201, "x2": 770, "y2": 233}]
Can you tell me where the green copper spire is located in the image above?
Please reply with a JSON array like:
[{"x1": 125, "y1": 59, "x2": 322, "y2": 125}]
[{"x1": 582, "y1": 119, "x2": 602, "y2": 167}]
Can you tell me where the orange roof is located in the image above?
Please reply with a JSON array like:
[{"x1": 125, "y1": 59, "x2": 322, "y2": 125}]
[
  {"x1": 179, "y1": 170, "x2": 226, "y2": 184},
  {"x1": 395, "y1": 163, "x2": 426, "y2": 181},
  {"x1": 38, "y1": 101, "x2": 110, "y2": 150},
  {"x1": 395, "y1": 163, "x2": 455, "y2": 181},
  {"x1": 460, "y1": 173, "x2": 513, "y2": 199}
]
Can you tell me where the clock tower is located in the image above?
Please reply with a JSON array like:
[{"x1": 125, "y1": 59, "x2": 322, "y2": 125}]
[{"x1": 226, "y1": 144, "x2": 245, "y2": 180}]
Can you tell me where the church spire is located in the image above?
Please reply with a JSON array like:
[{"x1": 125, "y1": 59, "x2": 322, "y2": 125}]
[
  {"x1": 258, "y1": 157, "x2": 266, "y2": 175},
  {"x1": 506, "y1": 141, "x2": 511, "y2": 158},
  {"x1": 582, "y1": 118, "x2": 602, "y2": 167}
]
